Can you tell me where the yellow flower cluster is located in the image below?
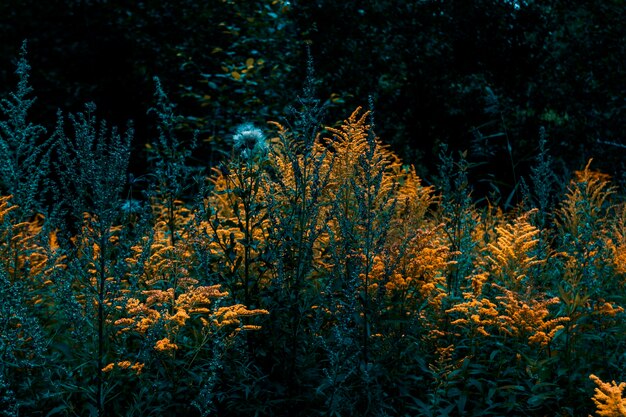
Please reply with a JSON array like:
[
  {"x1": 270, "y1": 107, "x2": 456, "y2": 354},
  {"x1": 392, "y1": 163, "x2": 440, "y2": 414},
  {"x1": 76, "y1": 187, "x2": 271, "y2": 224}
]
[
  {"x1": 589, "y1": 374, "x2": 626, "y2": 416},
  {"x1": 0, "y1": 195, "x2": 17, "y2": 221},
  {"x1": 607, "y1": 204, "x2": 626, "y2": 280},
  {"x1": 175, "y1": 285, "x2": 230, "y2": 311},
  {"x1": 0, "y1": 196, "x2": 67, "y2": 310},
  {"x1": 392, "y1": 165, "x2": 437, "y2": 230},
  {"x1": 10, "y1": 214, "x2": 49, "y2": 277},
  {"x1": 324, "y1": 108, "x2": 401, "y2": 216},
  {"x1": 116, "y1": 284, "x2": 237, "y2": 336},
  {"x1": 593, "y1": 300, "x2": 625, "y2": 317},
  {"x1": 558, "y1": 159, "x2": 615, "y2": 237},
  {"x1": 144, "y1": 245, "x2": 193, "y2": 287},
  {"x1": 114, "y1": 297, "x2": 161, "y2": 334},
  {"x1": 444, "y1": 283, "x2": 568, "y2": 346},
  {"x1": 484, "y1": 210, "x2": 544, "y2": 291},
  {"x1": 102, "y1": 361, "x2": 144, "y2": 375},
  {"x1": 167, "y1": 308, "x2": 190, "y2": 327},
  {"x1": 200, "y1": 164, "x2": 272, "y2": 292},
  {"x1": 495, "y1": 285, "x2": 569, "y2": 347},
  {"x1": 112, "y1": 197, "x2": 270, "y2": 369},
  {"x1": 383, "y1": 242, "x2": 450, "y2": 310},
  {"x1": 144, "y1": 288, "x2": 175, "y2": 307},
  {"x1": 446, "y1": 296, "x2": 500, "y2": 337},
  {"x1": 213, "y1": 304, "x2": 269, "y2": 328},
  {"x1": 154, "y1": 337, "x2": 179, "y2": 352},
  {"x1": 609, "y1": 239, "x2": 626, "y2": 277},
  {"x1": 123, "y1": 199, "x2": 195, "y2": 292},
  {"x1": 468, "y1": 271, "x2": 490, "y2": 297}
]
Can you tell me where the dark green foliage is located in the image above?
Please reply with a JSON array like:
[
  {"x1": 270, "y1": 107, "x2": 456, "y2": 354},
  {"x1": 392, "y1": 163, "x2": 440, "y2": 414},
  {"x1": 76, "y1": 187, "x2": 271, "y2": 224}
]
[
  {"x1": 0, "y1": 9, "x2": 625, "y2": 416},
  {"x1": 146, "y1": 76, "x2": 200, "y2": 247},
  {"x1": 148, "y1": 76, "x2": 198, "y2": 196},
  {"x1": 54, "y1": 102, "x2": 132, "y2": 227},
  {"x1": 524, "y1": 127, "x2": 561, "y2": 228},
  {"x1": 294, "y1": 0, "x2": 625, "y2": 184},
  {"x1": 436, "y1": 145, "x2": 477, "y2": 298},
  {"x1": 2, "y1": 1, "x2": 624, "y2": 191},
  {"x1": 0, "y1": 0, "x2": 300, "y2": 171},
  {"x1": 0, "y1": 41, "x2": 52, "y2": 217},
  {"x1": 0, "y1": 268, "x2": 50, "y2": 416}
]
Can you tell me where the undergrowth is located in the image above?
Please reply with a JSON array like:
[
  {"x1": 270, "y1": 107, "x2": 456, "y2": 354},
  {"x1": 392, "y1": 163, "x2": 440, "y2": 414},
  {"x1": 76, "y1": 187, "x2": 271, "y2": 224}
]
[{"x1": 1, "y1": 45, "x2": 625, "y2": 417}]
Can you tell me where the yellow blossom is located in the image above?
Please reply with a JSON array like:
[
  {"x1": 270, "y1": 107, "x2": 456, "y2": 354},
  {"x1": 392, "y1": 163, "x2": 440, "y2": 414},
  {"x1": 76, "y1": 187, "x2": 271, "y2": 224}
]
[
  {"x1": 102, "y1": 363, "x2": 115, "y2": 373},
  {"x1": 168, "y1": 308, "x2": 190, "y2": 327},
  {"x1": 589, "y1": 374, "x2": 626, "y2": 416},
  {"x1": 596, "y1": 301, "x2": 625, "y2": 317},
  {"x1": 484, "y1": 210, "x2": 544, "y2": 291},
  {"x1": 495, "y1": 285, "x2": 569, "y2": 346},
  {"x1": 154, "y1": 338, "x2": 178, "y2": 352},
  {"x1": 213, "y1": 304, "x2": 269, "y2": 328},
  {"x1": 131, "y1": 362, "x2": 145, "y2": 375},
  {"x1": 102, "y1": 361, "x2": 144, "y2": 375}
]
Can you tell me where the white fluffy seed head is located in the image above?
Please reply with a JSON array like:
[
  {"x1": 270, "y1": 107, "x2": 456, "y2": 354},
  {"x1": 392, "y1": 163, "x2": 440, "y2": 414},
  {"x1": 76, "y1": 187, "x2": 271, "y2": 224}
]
[{"x1": 233, "y1": 123, "x2": 267, "y2": 159}]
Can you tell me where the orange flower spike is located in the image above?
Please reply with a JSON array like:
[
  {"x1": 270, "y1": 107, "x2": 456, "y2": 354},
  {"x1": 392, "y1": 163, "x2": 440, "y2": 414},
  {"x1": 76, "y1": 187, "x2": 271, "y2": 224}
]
[
  {"x1": 558, "y1": 160, "x2": 616, "y2": 236},
  {"x1": 144, "y1": 289, "x2": 175, "y2": 307},
  {"x1": 485, "y1": 210, "x2": 544, "y2": 291},
  {"x1": 589, "y1": 374, "x2": 626, "y2": 417}
]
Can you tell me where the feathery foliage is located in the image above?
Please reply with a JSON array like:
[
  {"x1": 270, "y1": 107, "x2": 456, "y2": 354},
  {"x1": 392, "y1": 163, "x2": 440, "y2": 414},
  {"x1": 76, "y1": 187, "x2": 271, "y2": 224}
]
[{"x1": 0, "y1": 44, "x2": 624, "y2": 417}]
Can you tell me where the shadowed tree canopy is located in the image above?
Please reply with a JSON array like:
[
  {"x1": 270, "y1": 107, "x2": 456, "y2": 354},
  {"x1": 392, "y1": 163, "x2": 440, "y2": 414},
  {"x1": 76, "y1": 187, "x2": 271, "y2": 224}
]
[
  {"x1": 0, "y1": 0, "x2": 623, "y2": 193},
  {"x1": 293, "y1": 1, "x2": 625, "y2": 188}
]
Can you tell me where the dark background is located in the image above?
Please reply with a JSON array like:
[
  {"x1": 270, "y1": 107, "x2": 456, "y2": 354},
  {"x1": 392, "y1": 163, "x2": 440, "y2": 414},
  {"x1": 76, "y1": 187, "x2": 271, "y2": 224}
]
[{"x1": 1, "y1": 0, "x2": 624, "y2": 198}]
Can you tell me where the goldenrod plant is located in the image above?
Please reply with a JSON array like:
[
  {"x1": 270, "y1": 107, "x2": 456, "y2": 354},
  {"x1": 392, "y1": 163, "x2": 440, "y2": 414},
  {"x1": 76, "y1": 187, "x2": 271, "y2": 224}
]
[
  {"x1": 0, "y1": 41, "x2": 53, "y2": 218},
  {"x1": 1, "y1": 46, "x2": 625, "y2": 416},
  {"x1": 589, "y1": 374, "x2": 626, "y2": 417}
]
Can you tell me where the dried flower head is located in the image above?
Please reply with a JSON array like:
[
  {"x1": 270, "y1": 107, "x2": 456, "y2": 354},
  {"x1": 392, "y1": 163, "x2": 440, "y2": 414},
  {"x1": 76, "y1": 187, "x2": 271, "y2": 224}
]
[{"x1": 233, "y1": 123, "x2": 267, "y2": 159}]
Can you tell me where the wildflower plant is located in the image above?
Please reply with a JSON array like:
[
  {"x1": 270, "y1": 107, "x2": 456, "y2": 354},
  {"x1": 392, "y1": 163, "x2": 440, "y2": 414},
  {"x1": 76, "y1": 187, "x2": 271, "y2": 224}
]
[
  {"x1": 436, "y1": 146, "x2": 479, "y2": 298},
  {"x1": 2, "y1": 45, "x2": 626, "y2": 416},
  {"x1": 484, "y1": 209, "x2": 544, "y2": 293},
  {"x1": 255, "y1": 66, "x2": 335, "y2": 410},
  {"x1": 51, "y1": 102, "x2": 135, "y2": 414},
  {"x1": 0, "y1": 41, "x2": 52, "y2": 217},
  {"x1": 556, "y1": 160, "x2": 618, "y2": 301},
  {"x1": 0, "y1": 265, "x2": 50, "y2": 416},
  {"x1": 526, "y1": 127, "x2": 561, "y2": 228},
  {"x1": 202, "y1": 122, "x2": 271, "y2": 308}
]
